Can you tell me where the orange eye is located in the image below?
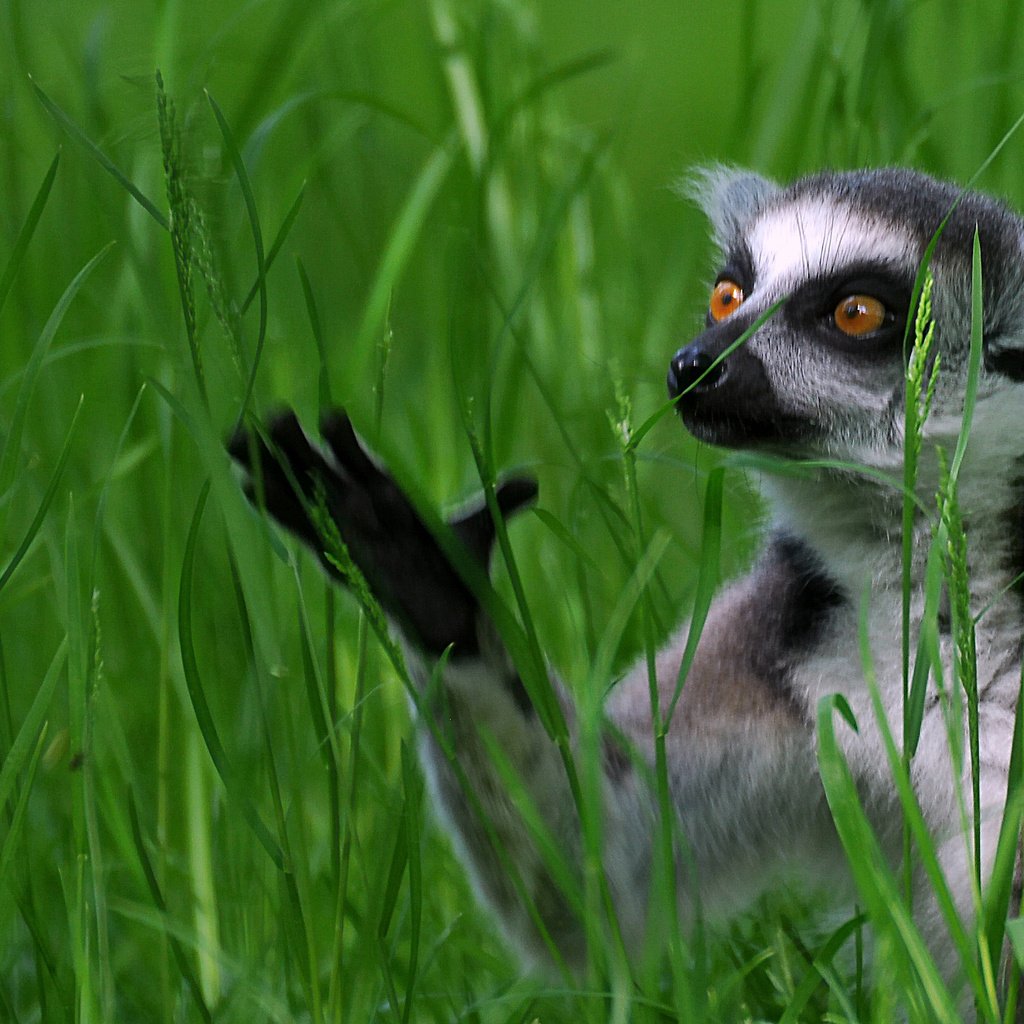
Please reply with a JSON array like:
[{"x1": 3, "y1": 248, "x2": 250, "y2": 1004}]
[
  {"x1": 833, "y1": 295, "x2": 888, "y2": 337},
  {"x1": 709, "y1": 279, "x2": 744, "y2": 322}
]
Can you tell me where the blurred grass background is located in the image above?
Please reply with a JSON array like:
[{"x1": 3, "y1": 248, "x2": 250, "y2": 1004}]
[{"x1": 3, "y1": 0, "x2": 1024, "y2": 1021}]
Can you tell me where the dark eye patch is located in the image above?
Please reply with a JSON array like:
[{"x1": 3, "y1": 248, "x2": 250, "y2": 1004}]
[
  {"x1": 801, "y1": 263, "x2": 913, "y2": 317},
  {"x1": 824, "y1": 274, "x2": 912, "y2": 320},
  {"x1": 784, "y1": 261, "x2": 915, "y2": 350},
  {"x1": 706, "y1": 248, "x2": 756, "y2": 327},
  {"x1": 717, "y1": 244, "x2": 755, "y2": 294}
]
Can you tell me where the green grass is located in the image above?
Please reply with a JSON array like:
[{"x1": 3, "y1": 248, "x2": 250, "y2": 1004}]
[{"x1": 3, "y1": 0, "x2": 1024, "y2": 1020}]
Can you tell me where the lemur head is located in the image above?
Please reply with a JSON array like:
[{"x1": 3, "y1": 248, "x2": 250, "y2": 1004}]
[{"x1": 669, "y1": 167, "x2": 1024, "y2": 472}]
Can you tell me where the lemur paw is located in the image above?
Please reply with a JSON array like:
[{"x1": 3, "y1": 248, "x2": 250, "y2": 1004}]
[{"x1": 229, "y1": 408, "x2": 537, "y2": 657}]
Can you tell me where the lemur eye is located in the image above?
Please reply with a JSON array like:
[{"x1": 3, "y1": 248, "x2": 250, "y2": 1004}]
[
  {"x1": 833, "y1": 295, "x2": 888, "y2": 336},
  {"x1": 709, "y1": 279, "x2": 744, "y2": 322}
]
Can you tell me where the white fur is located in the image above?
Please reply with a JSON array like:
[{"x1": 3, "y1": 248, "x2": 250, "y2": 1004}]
[{"x1": 748, "y1": 200, "x2": 916, "y2": 297}]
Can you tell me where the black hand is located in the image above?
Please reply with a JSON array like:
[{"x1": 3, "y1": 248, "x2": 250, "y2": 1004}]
[{"x1": 229, "y1": 409, "x2": 537, "y2": 656}]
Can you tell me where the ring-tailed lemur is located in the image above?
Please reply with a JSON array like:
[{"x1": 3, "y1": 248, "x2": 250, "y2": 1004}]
[{"x1": 229, "y1": 167, "x2": 1024, "y2": 1009}]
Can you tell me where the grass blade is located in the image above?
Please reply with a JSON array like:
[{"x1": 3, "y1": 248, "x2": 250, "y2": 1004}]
[
  {"x1": 0, "y1": 396, "x2": 82, "y2": 594},
  {"x1": 859, "y1": 592, "x2": 986, "y2": 998},
  {"x1": 0, "y1": 640, "x2": 66, "y2": 817},
  {"x1": 206, "y1": 91, "x2": 268, "y2": 430},
  {"x1": 376, "y1": 805, "x2": 409, "y2": 944},
  {"x1": 948, "y1": 230, "x2": 984, "y2": 486},
  {"x1": 345, "y1": 138, "x2": 455, "y2": 386},
  {"x1": 817, "y1": 693, "x2": 958, "y2": 1022},
  {"x1": 0, "y1": 242, "x2": 111, "y2": 519},
  {"x1": 777, "y1": 913, "x2": 866, "y2": 1024},
  {"x1": 296, "y1": 256, "x2": 333, "y2": 416},
  {"x1": 29, "y1": 77, "x2": 168, "y2": 231},
  {"x1": 530, "y1": 506, "x2": 601, "y2": 572},
  {"x1": 905, "y1": 544, "x2": 946, "y2": 757},
  {"x1": 127, "y1": 790, "x2": 215, "y2": 1024},
  {"x1": 461, "y1": 424, "x2": 566, "y2": 741},
  {"x1": 665, "y1": 466, "x2": 723, "y2": 727},
  {"x1": 983, "y1": 670, "x2": 1024, "y2": 981},
  {"x1": 156, "y1": 71, "x2": 206, "y2": 406},
  {"x1": 725, "y1": 451, "x2": 932, "y2": 516},
  {"x1": 399, "y1": 741, "x2": 422, "y2": 1024},
  {"x1": 0, "y1": 151, "x2": 59, "y2": 319},
  {"x1": 0, "y1": 727, "x2": 48, "y2": 890},
  {"x1": 178, "y1": 481, "x2": 285, "y2": 871},
  {"x1": 241, "y1": 182, "x2": 307, "y2": 316},
  {"x1": 491, "y1": 48, "x2": 616, "y2": 144}
]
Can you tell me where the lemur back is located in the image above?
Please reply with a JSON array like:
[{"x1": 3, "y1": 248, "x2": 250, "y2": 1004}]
[{"x1": 231, "y1": 166, "x2": 1024, "y2": 1017}]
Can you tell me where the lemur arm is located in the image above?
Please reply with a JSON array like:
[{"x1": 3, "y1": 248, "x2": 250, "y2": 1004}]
[
  {"x1": 229, "y1": 410, "x2": 590, "y2": 962},
  {"x1": 229, "y1": 411, "x2": 830, "y2": 965}
]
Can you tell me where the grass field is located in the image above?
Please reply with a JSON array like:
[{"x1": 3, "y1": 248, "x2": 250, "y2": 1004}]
[{"x1": 4, "y1": 0, "x2": 1024, "y2": 1020}]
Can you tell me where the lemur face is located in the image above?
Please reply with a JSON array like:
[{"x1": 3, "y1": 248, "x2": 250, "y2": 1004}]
[{"x1": 669, "y1": 168, "x2": 1024, "y2": 468}]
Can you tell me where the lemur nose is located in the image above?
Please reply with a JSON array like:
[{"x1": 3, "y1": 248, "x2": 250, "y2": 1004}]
[{"x1": 667, "y1": 344, "x2": 725, "y2": 400}]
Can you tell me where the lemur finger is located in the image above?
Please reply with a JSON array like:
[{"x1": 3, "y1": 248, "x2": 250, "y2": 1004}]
[
  {"x1": 452, "y1": 475, "x2": 539, "y2": 566},
  {"x1": 319, "y1": 409, "x2": 385, "y2": 483},
  {"x1": 495, "y1": 475, "x2": 539, "y2": 518},
  {"x1": 226, "y1": 424, "x2": 255, "y2": 469},
  {"x1": 264, "y1": 410, "x2": 334, "y2": 485},
  {"x1": 319, "y1": 409, "x2": 433, "y2": 537},
  {"x1": 229, "y1": 411, "x2": 340, "y2": 552},
  {"x1": 228, "y1": 410, "x2": 316, "y2": 487}
]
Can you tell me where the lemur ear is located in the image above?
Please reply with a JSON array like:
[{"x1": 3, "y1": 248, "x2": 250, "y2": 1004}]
[{"x1": 679, "y1": 164, "x2": 780, "y2": 252}]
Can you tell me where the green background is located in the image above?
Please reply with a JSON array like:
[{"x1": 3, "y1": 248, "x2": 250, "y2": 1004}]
[{"x1": 2, "y1": 0, "x2": 1024, "y2": 1020}]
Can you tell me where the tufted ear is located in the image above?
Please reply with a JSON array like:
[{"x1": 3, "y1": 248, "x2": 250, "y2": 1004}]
[{"x1": 679, "y1": 164, "x2": 780, "y2": 252}]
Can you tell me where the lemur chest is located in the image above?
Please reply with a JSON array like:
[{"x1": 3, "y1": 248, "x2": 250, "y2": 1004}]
[
  {"x1": 786, "y1": 585, "x2": 1022, "y2": 746},
  {"x1": 785, "y1": 593, "x2": 900, "y2": 721},
  {"x1": 662, "y1": 532, "x2": 1023, "y2": 745}
]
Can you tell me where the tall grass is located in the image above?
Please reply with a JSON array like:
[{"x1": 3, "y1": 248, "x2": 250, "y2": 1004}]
[{"x1": 3, "y1": 0, "x2": 1024, "y2": 1020}]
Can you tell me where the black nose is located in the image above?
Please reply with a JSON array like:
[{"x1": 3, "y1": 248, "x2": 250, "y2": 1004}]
[{"x1": 667, "y1": 344, "x2": 725, "y2": 400}]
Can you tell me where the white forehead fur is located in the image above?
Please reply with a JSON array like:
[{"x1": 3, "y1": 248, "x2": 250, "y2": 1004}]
[{"x1": 746, "y1": 199, "x2": 917, "y2": 297}]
